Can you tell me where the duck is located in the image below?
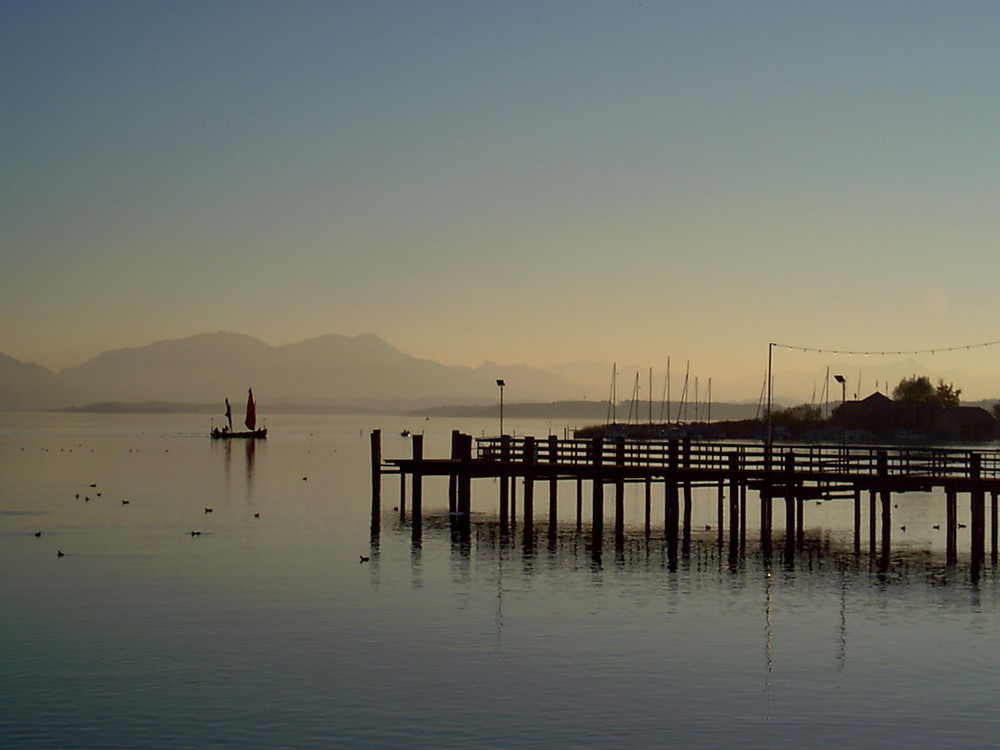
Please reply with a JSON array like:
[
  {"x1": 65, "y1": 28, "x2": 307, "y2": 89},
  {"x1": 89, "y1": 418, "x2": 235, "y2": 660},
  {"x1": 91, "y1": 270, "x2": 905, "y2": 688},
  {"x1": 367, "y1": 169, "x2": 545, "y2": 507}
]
[
  {"x1": 57, "y1": 550, "x2": 65, "y2": 557},
  {"x1": 204, "y1": 507, "x2": 213, "y2": 513}
]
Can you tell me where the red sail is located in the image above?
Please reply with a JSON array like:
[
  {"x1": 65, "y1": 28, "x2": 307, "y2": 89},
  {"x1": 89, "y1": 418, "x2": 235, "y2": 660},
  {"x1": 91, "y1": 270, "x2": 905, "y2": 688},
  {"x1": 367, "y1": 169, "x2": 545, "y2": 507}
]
[{"x1": 245, "y1": 389, "x2": 256, "y2": 430}]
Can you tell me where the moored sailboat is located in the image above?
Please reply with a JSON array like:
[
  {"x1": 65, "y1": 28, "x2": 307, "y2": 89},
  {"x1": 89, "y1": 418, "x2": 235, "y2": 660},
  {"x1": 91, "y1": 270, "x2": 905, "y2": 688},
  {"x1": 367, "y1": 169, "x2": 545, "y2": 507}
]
[{"x1": 211, "y1": 389, "x2": 267, "y2": 439}]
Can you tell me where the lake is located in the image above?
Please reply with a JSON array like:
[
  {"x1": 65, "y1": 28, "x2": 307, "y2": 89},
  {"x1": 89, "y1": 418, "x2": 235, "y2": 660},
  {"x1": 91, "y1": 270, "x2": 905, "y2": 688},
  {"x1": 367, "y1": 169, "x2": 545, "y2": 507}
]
[{"x1": 3, "y1": 412, "x2": 1000, "y2": 749}]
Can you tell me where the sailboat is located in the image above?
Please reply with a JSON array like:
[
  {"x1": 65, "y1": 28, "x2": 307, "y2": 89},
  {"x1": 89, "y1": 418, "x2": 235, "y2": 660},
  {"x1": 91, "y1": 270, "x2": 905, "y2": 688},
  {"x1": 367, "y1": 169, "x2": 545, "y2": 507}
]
[{"x1": 211, "y1": 389, "x2": 267, "y2": 439}]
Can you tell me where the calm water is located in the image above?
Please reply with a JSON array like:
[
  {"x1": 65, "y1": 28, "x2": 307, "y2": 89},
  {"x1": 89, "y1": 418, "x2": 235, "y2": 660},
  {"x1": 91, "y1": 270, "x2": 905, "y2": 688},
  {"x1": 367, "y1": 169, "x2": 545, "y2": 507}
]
[{"x1": 3, "y1": 412, "x2": 1000, "y2": 749}]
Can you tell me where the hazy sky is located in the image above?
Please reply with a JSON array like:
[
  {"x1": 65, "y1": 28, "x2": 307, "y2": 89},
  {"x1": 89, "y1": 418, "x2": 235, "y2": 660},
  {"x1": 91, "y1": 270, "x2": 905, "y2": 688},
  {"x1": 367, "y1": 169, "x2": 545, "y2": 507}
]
[{"x1": 5, "y1": 1, "x2": 1000, "y2": 399}]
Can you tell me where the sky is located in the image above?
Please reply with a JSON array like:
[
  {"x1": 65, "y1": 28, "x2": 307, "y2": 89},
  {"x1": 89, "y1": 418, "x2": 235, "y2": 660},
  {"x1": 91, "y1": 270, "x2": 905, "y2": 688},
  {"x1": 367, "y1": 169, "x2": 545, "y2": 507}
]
[{"x1": 5, "y1": 1, "x2": 1000, "y2": 401}]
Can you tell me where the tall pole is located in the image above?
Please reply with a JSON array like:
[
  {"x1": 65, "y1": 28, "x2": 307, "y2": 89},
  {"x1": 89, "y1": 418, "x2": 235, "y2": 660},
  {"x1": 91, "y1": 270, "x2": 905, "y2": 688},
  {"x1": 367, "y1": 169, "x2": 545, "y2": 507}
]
[
  {"x1": 497, "y1": 379, "x2": 505, "y2": 436},
  {"x1": 766, "y1": 342, "x2": 774, "y2": 445}
]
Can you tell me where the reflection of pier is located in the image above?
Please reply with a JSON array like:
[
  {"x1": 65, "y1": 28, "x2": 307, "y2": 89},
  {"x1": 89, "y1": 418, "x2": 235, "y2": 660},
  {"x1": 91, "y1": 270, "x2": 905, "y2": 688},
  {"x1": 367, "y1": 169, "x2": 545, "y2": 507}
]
[{"x1": 370, "y1": 431, "x2": 1000, "y2": 574}]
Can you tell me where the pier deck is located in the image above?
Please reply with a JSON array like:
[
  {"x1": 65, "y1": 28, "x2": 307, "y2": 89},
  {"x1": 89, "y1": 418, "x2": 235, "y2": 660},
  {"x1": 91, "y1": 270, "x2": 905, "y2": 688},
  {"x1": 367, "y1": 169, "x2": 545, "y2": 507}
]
[{"x1": 370, "y1": 431, "x2": 1000, "y2": 570}]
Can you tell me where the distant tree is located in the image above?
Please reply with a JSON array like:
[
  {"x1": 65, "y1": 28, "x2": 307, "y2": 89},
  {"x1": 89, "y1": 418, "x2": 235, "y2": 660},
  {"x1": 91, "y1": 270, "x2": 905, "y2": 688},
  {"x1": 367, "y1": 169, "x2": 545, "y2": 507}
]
[
  {"x1": 891, "y1": 375, "x2": 961, "y2": 407},
  {"x1": 934, "y1": 380, "x2": 962, "y2": 408},
  {"x1": 771, "y1": 403, "x2": 823, "y2": 434},
  {"x1": 892, "y1": 375, "x2": 936, "y2": 404}
]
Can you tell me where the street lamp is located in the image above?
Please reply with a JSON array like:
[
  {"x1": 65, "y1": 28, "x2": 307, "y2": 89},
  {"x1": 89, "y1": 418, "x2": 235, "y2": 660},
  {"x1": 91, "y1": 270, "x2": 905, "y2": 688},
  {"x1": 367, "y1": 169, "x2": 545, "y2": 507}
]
[
  {"x1": 834, "y1": 374, "x2": 847, "y2": 445},
  {"x1": 496, "y1": 379, "x2": 505, "y2": 436}
]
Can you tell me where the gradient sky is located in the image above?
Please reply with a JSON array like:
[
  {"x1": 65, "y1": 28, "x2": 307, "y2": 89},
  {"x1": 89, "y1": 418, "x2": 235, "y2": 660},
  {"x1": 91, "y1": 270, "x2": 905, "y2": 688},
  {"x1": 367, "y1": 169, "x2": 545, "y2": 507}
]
[{"x1": 5, "y1": 1, "x2": 1000, "y2": 400}]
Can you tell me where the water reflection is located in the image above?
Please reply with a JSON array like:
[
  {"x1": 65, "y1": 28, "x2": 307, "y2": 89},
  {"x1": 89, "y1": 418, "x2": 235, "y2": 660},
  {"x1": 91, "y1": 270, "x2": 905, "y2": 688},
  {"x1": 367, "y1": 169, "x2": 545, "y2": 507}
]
[
  {"x1": 384, "y1": 509, "x2": 999, "y2": 591},
  {"x1": 213, "y1": 437, "x2": 260, "y2": 502}
]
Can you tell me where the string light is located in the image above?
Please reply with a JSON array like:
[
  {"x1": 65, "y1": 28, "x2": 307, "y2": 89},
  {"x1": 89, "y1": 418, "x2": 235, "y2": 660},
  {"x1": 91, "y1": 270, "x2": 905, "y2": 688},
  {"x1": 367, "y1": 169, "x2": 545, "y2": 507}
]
[{"x1": 771, "y1": 339, "x2": 1000, "y2": 357}]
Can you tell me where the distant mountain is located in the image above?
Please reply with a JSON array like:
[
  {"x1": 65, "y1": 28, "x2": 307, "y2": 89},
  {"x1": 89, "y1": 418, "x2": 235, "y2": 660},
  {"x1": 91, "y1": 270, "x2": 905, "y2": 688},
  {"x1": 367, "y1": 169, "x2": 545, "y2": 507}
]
[
  {"x1": 0, "y1": 353, "x2": 88, "y2": 410},
  {"x1": 54, "y1": 332, "x2": 592, "y2": 407}
]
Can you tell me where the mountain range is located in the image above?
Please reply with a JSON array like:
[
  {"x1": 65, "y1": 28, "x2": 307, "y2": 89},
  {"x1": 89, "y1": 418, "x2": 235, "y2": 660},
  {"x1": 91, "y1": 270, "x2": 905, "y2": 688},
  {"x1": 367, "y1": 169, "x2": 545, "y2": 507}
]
[
  {"x1": 4, "y1": 331, "x2": 994, "y2": 413},
  {"x1": 0, "y1": 332, "x2": 603, "y2": 411}
]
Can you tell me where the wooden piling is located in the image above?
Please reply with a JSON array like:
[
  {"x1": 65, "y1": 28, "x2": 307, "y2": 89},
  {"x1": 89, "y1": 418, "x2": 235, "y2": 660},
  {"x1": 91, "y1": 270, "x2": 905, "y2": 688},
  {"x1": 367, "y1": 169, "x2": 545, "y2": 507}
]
[
  {"x1": 370, "y1": 429, "x2": 382, "y2": 513},
  {"x1": 500, "y1": 435, "x2": 510, "y2": 532},
  {"x1": 728, "y1": 452, "x2": 740, "y2": 548},
  {"x1": 615, "y1": 437, "x2": 625, "y2": 543},
  {"x1": 523, "y1": 436, "x2": 536, "y2": 538},
  {"x1": 591, "y1": 437, "x2": 604, "y2": 545},
  {"x1": 411, "y1": 433, "x2": 424, "y2": 526},
  {"x1": 946, "y1": 487, "x2": 957, "y2": 564},
  {"x1": 548, "y1": 435, "x2": 559, "y2": 539},
  {"x1": 970, "y1": 454, "x2": 985, "y2": 564},
  {"x1": 457, "y1": 433, "x2": 472, "y2": 516},
  {"x1": 878, "y1": 451, "x2": 891, "y2": 560}
]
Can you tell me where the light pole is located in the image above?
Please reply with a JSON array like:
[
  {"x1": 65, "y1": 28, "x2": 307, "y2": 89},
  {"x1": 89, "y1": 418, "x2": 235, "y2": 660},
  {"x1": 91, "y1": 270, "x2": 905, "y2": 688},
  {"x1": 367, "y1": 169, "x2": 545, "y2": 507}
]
[
  {"x1": 496, "y1": 379, "x2": 505, "y2": 436},
  {"x1": 834, "y1": 374, "x2": 847, "y2": 446}
]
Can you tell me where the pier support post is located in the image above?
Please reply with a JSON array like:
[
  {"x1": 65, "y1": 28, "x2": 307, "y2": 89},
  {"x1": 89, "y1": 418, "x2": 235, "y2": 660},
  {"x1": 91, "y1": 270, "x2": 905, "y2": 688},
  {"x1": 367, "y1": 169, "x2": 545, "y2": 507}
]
[
  {"x1": 615, "y1": 437, "x2": 625, "y2": 546},
  {"x1": 591, "y1": 437, "x2": 604, "y2": 548},
  {"x1": 683, "y1": 439, "x2": 693, "y2": 552},
  {"x1": 991, "y1": 490, "x2": 998, "y2": 563},
  {"x1": 665, "y1": 440, "x2": 679, "y2": 564},
  {"x1": 783, "y1": 453, "x2": 796, "y2": 541},
  {"x1": 457, "y1": 433, "x2": 472, "y2": 516},
  {"x1": 500, "y1": 435, "x2": 510, "y2": 533},
  {"x1": 728, "y1": 452, "x2": 740, "y2": 550},
  {"x1": 878, "y1": 451, "x2": 891, "y2": 570},
  {"x1": 523, "y1": 436, "x2": 536, "y2": 544},
  {"x1": 644, "y1": 476, "x2": 652, "y2": 538},
  {"x1": 868, "y1": 488, "x2": 877, "y2": 556},
  {"x1": 946, "y1": 487, "x2": 958, "y2": 565},
  {"x1": 970, "y1": 454, "x2": 985, "y2": 568},
  {"x1": 448, "y1": 430, "x2": 460, "y2": 515},
  {"x1": 370, "y1": 430, "x2": 382, "y2": 536},
  {"x1": 411, "y1": 433, "x2": 424, "y2": 540},
  {"x1": 853, "y1": 487, "x2": 861, "y2": 555},
  {"x1": 548, "y1": 435, "x2": 559, "y2": 540},
  {"x1": 370, "y1": 429, "x2": 382, "y2": 504},
  {"x1": 576, "y1": 477, "x2": 583, "y2": 531}
]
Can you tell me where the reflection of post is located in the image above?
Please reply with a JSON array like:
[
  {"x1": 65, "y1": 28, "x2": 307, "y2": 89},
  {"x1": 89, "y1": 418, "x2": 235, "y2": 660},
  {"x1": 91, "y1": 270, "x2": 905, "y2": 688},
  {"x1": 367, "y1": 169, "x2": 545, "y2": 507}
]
[{"x1": 244, "y1": 439, "x2": 256, "y2": 498}]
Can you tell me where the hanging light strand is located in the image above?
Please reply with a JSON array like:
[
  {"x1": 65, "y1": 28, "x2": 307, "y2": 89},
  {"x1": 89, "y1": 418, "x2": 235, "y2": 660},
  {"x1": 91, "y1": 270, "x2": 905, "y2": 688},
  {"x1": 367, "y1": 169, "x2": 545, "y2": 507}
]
[{"x1": 770, "y1": 339, "x2": 1000, "y2": 357}]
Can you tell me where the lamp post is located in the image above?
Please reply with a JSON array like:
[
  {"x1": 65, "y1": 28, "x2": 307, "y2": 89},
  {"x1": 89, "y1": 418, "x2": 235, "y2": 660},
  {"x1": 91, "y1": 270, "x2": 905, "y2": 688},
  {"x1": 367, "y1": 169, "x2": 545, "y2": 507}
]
[
  {"x1": 834, "y1": 374, "x2": 847, "y2": 446},
  {"x1": 496, "y1": 379, "x2": 505, "y2": 436}
]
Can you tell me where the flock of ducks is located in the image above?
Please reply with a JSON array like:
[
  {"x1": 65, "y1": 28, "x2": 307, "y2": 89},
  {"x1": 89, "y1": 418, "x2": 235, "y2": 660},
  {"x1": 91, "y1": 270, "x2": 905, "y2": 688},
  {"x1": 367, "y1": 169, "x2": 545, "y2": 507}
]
[{"x1": 39, "y1": 478, "x2": 265, "y2": 559}]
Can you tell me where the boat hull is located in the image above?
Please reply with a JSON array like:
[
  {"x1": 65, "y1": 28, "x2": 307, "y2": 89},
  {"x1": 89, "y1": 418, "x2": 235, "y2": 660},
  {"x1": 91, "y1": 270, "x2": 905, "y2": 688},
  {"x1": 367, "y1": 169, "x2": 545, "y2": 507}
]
[{"x1": 211, "y1": 428, "x2": 267, "y2": 439}]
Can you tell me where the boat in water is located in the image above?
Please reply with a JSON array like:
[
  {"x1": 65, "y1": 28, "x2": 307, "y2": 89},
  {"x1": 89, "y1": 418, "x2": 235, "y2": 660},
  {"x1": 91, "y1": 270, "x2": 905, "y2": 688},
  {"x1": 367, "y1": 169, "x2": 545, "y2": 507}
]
[{"x1": 211, "y1": 389, "x2": 267, "y2": 439}]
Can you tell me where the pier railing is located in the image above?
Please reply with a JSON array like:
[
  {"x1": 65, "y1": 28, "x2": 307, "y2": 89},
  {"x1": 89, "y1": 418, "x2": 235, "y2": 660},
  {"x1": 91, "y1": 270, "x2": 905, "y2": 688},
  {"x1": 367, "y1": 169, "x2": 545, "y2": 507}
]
[{"x1": 474, "y1": 437, "x2": 1000, "y2": 482}]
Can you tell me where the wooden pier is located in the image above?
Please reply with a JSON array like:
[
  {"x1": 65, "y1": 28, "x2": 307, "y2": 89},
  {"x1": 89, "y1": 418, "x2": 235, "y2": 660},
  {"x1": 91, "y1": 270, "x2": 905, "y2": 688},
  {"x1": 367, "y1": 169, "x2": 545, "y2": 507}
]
[{"x1": 370, "y1": 430, "x2": 1000, "y2": 571}]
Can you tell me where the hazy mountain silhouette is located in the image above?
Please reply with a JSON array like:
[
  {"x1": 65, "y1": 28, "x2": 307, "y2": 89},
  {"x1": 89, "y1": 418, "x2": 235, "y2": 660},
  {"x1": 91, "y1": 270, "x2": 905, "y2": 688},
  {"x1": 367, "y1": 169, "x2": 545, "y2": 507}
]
[
  {"x1": 53, "y1": 332, "x2": 595, "y2": 407},
  {"x1": 0, "y1": 353, "x2": 88, "y2": 410}
]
